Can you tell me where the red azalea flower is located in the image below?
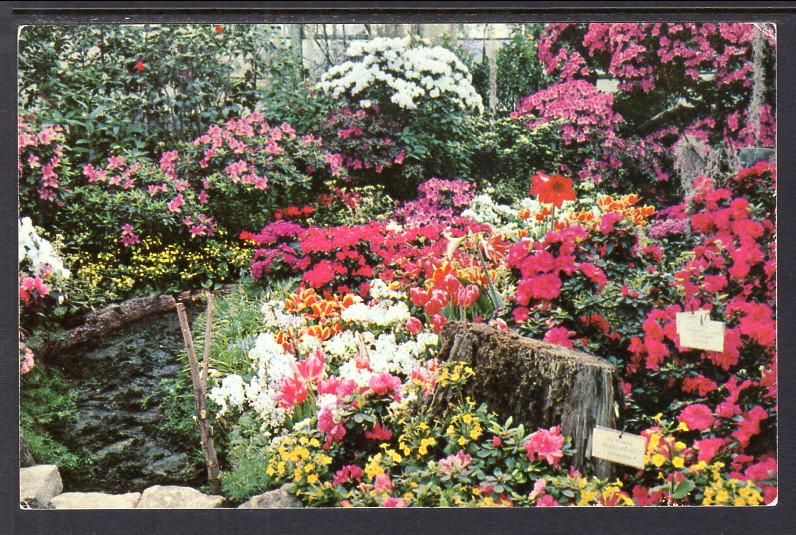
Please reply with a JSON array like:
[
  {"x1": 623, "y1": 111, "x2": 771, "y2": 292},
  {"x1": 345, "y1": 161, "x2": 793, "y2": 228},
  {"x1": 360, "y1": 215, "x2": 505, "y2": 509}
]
[{"x1": 530, "y1": 172, "x2": 576, "y2": 208}]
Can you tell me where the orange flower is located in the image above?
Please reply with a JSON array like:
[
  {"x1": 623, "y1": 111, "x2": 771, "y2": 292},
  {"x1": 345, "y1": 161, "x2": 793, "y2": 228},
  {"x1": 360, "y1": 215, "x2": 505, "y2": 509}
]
[{"x1": 530, "y1": 172, "x2": 576, "y2": 208}]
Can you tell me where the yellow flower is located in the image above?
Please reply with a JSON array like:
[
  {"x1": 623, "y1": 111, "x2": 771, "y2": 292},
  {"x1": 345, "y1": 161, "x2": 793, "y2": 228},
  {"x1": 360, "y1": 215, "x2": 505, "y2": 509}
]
[
  {"x1": 462, "y1": 414, "x2": 473, "y2": 425},
  {"x1": 677, "y1": 421, "x2": 689, "y2": 432},
  {"x1": 715, "y1": 490, "x2": 730, "y2": 504},
  {"x1": 304, "y1": 463, "x2": 315, "y2": 473},
  {"x1": 457, "y1": 437, "x2": 467, "y2": 446},
  {"x1": 364, "y1": 454, "x2": 384, "y2": 480},
  {"x1": 651, "y1": 454, "x2": 666, "y2": 467},
  {"x1": 307, "y1": 473, "x2": 319, "y2": 485},
  {"x1": 672, "y1": 456, "x2": 685, "y2": 469},
  {"x1": 293, "y1": 468, "x2": 303, "y2": 482}
]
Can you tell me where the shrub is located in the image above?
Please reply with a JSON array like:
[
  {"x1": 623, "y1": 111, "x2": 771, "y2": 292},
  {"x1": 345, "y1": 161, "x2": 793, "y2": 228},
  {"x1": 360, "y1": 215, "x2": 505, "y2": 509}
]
[{"x1": 317, "y1": 37, "x2": 484, "y2": 194}]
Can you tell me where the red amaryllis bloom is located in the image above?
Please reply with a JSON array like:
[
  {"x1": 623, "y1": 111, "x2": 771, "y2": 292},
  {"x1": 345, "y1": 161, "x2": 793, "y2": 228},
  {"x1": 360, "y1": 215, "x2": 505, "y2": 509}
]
[
  {"x1": 135, "y1": 61, "x2": 145, "y2": 73},
  {"x1": 530, "y1": 172, "x2": 576, "y2": 208}
]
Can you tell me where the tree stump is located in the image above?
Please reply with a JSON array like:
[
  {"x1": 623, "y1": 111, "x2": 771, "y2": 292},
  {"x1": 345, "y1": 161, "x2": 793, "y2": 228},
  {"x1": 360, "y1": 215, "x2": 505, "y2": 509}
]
[{"x1": 431, "y1": 321, "x2": 621, "y2": 478}]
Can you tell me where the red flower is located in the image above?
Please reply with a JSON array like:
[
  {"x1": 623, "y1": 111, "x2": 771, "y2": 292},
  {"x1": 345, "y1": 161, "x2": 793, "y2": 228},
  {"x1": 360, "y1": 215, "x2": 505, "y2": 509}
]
[
  {"x1": 135, "y1": 61, "x2": 145, "y2": 73},
  {"x1": 530, "y1": 172, "x2": 576, "y2": 208},
  {"x1": 214, "y1": 25, "x2": 224, "y2": 33},
  {"x1": 365, "y1": 423, "x2": 393, "y2": 441}
]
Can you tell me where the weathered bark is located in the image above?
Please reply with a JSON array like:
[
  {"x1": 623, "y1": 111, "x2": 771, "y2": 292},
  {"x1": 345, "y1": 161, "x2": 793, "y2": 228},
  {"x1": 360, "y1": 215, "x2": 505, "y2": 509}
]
[
  {"x1": 431, "y1": 322, "x2": 620, "y2": 478},
  {"x1": 42, "y1": 286, "x2": 233, "y2": 359}
]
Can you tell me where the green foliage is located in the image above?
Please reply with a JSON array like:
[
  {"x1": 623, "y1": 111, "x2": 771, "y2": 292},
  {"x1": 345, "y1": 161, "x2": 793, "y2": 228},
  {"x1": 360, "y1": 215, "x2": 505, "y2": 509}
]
[
  {"x1": 309, "y1": 184, "x2": 395, "y2": 227},
  {"x1": 471, "y1": 116, "x2": 563, "y2": 199},
  {"x1": 496, "y1": 24, "x2": 551, "y2": 110},
  {"x1": 20, "y1": 365, "x2": 88, "y2": 470},
  {"x1": 18, "y1": 24, "x2": 285, "y2": 162},
  {"x1": 256, "y1": 48, "x2": 334, "y2": 133},
  {"x1": 218, "y1": 415, "x2": 276, "y2": 503}
]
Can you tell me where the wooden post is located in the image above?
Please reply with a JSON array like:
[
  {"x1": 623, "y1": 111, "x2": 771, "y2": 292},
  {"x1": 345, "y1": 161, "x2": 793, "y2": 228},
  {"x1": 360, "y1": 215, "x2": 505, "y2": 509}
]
[{"x1": 176, "y1": 301, "x2": 221, "y2": 494}]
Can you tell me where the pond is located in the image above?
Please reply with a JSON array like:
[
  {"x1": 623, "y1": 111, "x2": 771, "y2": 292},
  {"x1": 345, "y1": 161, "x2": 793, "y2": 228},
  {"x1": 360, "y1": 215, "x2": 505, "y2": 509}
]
[{"x1": 53, "y1": 309, "x2": 205, "y2": 493}]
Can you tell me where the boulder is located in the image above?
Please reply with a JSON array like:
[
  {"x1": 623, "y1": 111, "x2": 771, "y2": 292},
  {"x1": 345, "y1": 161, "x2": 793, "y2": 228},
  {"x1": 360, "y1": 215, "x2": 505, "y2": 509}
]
[
  {"x1": 20, "y1": 465, "x2": 63, "y2": 509},
  {"x1": 51, "y1": 492, "x2": 141, "y2": 509},
  {"x1": 238, "y1": 488, "x2": 303, "y2": 509},
  {"x1": 432, "y1": 321, "x2": 621, "y2": 478},
  {"x1": 137, "y1": 485, "x2": 225, "y2": 508}
]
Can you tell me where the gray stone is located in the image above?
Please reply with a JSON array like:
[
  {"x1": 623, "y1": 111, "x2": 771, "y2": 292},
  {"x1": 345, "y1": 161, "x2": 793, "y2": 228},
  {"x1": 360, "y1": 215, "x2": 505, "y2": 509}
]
[
  {"x1": 20, "y1": 465, "x2": 63, "y2": 509},
  {"x1": 136, "y1": 485, "x2": 225, "y2": 509},
  {"x1": 51, "y1": 492, "x2": 141, "y2": 509},
  {"x1": 238, "y1": 488, "x2": 303, "y2": 509}
]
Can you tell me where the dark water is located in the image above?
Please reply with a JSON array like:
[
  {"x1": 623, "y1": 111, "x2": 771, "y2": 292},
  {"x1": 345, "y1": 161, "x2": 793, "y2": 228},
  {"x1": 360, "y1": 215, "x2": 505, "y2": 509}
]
[{"x1": 55, "y1": 310, "x2": 205, "y2": 493}]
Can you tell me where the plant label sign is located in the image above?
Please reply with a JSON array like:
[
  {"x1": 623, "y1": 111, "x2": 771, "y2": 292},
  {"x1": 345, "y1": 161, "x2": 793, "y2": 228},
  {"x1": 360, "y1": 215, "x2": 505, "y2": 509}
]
[
  {"x1": 676, "y1": 311, "x2": 725, "y2": 352},
  {"x1": 591, "y1": 426, "x2": 646, "y2": 469}
]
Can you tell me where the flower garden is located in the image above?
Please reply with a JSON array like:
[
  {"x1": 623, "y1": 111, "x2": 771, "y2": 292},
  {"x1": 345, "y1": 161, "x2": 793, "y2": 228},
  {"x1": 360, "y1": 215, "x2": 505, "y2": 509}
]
[{"x1": 19, "y1": 23, "x2": 776, "y2": 508}]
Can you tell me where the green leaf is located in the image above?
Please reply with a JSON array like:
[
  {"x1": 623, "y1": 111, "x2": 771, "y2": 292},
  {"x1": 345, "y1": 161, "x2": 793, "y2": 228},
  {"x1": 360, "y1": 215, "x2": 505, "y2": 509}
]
[{"x1": 672, "y1": 480, "x2": 695, "y2": 500}]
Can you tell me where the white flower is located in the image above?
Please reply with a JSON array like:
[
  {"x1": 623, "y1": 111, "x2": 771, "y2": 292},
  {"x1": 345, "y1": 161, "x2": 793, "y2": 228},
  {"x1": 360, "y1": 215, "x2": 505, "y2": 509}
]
[{"x1": 318, "y1": 37, "x2": 483, "y2": 113}]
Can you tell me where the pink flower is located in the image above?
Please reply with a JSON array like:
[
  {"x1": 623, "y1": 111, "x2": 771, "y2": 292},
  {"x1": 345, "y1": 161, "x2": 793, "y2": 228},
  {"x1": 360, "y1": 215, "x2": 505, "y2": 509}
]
[
  {"x1": 677, "y1": 404, "x2": 714, "y2": 431},
  {"x1": 167, "y1": 194, "x2": 185, "y2": 213},
  {"x1": 382, "y1": 497, "x2": 407, "y2": 507},
  {"x1": 120, "y1": 223, "x2": 140, "y2": 246},
  {"x1": 492, "y1": 435, "x2": 502, "y2": 447},
  {"x1": 368, "y1": 373, "x2": 402, "y2": 401},
  {"x1": 333, "y1": 464, "x2": 363, "y2": 486},
  {"x1": 406, "y1": 316, "x2": 423, "y2": 335},
  {"x1": 438, "y1": 451, "x2": 472, "y2": 475},
  {"x1": 530, "y1": 478, "x2": 547, "y2": 500},
  {"x1": 297, "y1": 350, "x2": 325, "y2": 383},
  {"x1": 277, "y1": 376, "x2": 308, "y2": 409},
  {"x1": 317, "y1": 408, "x2": 346, "y2": 448},
  {"x1": 543, "y1": 327, "x2": 575, "y2": 348},
  {"x1": 536, "y1": 494, "x2": 560, "y2": 507},
  {"x1": 430, "y1": 313, "x2": 447, "y2": 334},
  {"x1": 524, "y1": 426, "x2": 565, "y2": 466},
  {"x1": 694, "y1": 437, "x2": 725, "y2": 463},
  {"x1": 374, "y1": 473, "x2": 393, "y2": 492}
]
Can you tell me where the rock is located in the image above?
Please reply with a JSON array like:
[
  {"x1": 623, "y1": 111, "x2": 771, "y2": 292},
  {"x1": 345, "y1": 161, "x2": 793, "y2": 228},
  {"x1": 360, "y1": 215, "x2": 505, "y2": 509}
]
[
  {"x1": 51, "y1": 492, "x2": 141, "y2": 509},
  {"x1": 238, "y1": 488, "x2": 303, "y2": 509},
  {"x1": 432, "y1": 321, "x2": 620, "y2": 478},
  {"x1": 136, "y1": 485, "x2": 225, "y2": 508},
  {"x1": 20, "y1": 465, "x2": 63, "y2": 509}
]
